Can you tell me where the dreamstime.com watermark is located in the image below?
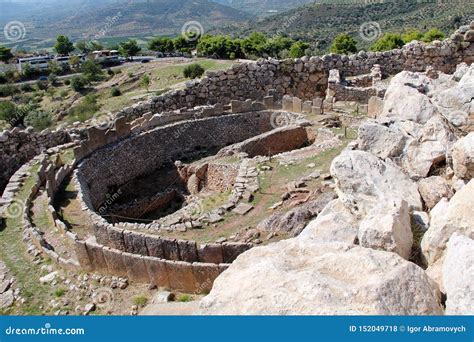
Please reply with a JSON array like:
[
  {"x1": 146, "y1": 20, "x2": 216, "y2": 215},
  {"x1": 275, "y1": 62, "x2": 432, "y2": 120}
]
[
  {"x1": 3, "y1": 20, "x2": 26, "y2": 42},
  {"x1": 4, "y1": 323, "x2": 85, "y2": 336}
]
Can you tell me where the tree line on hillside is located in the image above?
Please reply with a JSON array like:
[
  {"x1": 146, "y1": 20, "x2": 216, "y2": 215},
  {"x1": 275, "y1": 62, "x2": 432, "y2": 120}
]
[{"x1": 330, "y1": 28, "x2": 445, "y2": 54}]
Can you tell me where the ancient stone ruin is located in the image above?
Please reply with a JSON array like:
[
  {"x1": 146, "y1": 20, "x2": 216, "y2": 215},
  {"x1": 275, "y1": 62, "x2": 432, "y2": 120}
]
[{"x1": 1, "y1": 22, "x2": 474, "y2": 314}]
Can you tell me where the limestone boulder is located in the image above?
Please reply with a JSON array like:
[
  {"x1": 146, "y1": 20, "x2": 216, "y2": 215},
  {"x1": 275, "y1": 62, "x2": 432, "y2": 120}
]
[
  {"x1": 357, "y1": 120, "x2": 407, "y2": 159},
  {"x1": 452, "y1": 133, "x2": 474, "y2": 180},
  {"x1": 443, "y1": 234, "x2": 474, "y2": 315},
  {"x1": 381, "y1": 71, "x2": 438, "y2": 124},
  {"x1": 421, "y1": 180, "x2": 474, "y2": 265},
  {"x1": 200, "y1": 240, "x2": 443, "y2": 315},
  {"x1": 418, "y1": 176, "x2": 454, "y2": 210},
  {"x1": 402, "y1": 116, "x2": 456, "y2": 179},
  {"x1": 358, "y1": 198, "x2": 413, "y2": 260},
  {"x1": 299, "y1": 199, "x2": 358, "y2": 244},
  {"x1": 330, "y1": 150, "x2": 422, "y2": 215}
]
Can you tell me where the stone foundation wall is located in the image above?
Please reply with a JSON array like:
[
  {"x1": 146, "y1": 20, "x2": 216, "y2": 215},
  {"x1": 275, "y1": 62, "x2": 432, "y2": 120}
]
[
  {"x1": 0, "y1": 128, "x2": 72, "y2": 195},
  {"x1": 115, "y1": 25, "x2": 474, "y2": 121},
  {"x1": 78, "y1": 111, "x2": 281, "y2": 209}
]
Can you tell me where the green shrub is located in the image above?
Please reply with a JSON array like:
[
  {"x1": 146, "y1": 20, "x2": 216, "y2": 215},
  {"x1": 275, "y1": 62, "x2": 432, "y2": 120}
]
[
  {"x1": 68, "y1": 93, "x2": 100, "y2": 122},
  {"x1": 132, "y1": 296, "x2": 148, "y2": 307},
  {"x1": 64, "y1": 79, "x2": 71, "y2": 85},
  {"x1": 0, "y1": 100, "x2": 17, "y2": 123},
  {"x1": 81, "y1": 60, "x2": 103, "y2": 82},
  {"x1": 0, "y1": 73, "x2": 7, "y2": 84},
  {"x1": 422, "y1": 28, "x2": 445, "y2": 42},
  {"x1": 0, "y1": 84, "x2": 19, "y2": 97},
  {"x1": 176, "y1": 294, "x2": 193, "y2": 302},
  {"x1": 20, "y1": 83, "x2": 33, "y2": 92},
  {"x1": 402, "y1": 30, "x2": 424, "y2": 44},
  {"x1": 330, "y1": 33, "x2": 358, "y2": 54},
  {"x1": 370, "y1": 33, "x2": 404, "y2": 52},
  {"x1": 36, "y1": 80, "x2": 48, "y2": 91},
  {"x1": 25, "y1": 110, "x2": 53, "y2": 131},
  {"x1": 53, "y1": 288, "x2": 66, "y2": 297},
  {"x1": 183, "y1": 63, "x2": 205, "y2": 79},
  {"x1": 111, "y1": 87, "x2": 121, "y2": 97},
  {"x1": 48, "y1": 73, "x2": 58, "y2": 86},
  {"x1": 71, "y1": 76, "x2": 87, "y2": 92},
  {"x1": 289, "y1": 41, "x2": 310, "y2": 58}
]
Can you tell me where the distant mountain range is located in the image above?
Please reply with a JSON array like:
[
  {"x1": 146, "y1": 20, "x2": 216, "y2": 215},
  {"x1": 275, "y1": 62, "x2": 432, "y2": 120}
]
[{"x1": 1, "y1": 0, "x2": 473, "y2": 52}]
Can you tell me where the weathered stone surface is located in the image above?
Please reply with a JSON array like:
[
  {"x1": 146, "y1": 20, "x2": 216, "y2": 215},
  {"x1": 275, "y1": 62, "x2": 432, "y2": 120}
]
[
  {"x1": 177, "y1": 240, "x2": 198, "y2": 263},
  {"x1": 443, "y1": 234, "x2": 474, "y2": 315},
  {"x1": 358, "y1": 198, "x2": 413, "y2": 260},
  {"x1": 222, "y1": 242, "x2": 253, "y2": 263},
  {"x1": 192, "y1": 263, "x2": 220, "y2": 293},
  {"x1": 232, "y1": 203, "x2": 253, "y2": 215},
  {"x1": 368, "y1": 96, "x2": 384, "y2": 118},
  {"x1": 402, "y1": 115, "x2": 455, "y2": 179},
  {"x1": 381, "y1": 71, "x2": 438, "y2": 124},
  {"x1": 257, "y1": 192, "x2": 336, "y2": 236},
  {"x1": 421, "y1": 180, "x2": 474, "y2": 265},
  {"x1": 0, "y1": 290, "x2": 14, "y2": 309},
  {"x1": 299, "y1": 199, "x2": 358, "y2": 244},
  {"x1": 418, "y1": 176, "x2": 454, "y2": 210},
  {"x1": 161, "y1": 239, "x2": 180, "y2": 261},
  {"x1": 144, "y1": 256, "x2": 170, "y2": 289},
  {"x1": 357, "y1": 120, "x2": 407, "y2": 159},
  {"x1": 330, "y1": 150, "x2": 422, "y2": 214},
  {"x1": 197, "y1": 244, "x2": 223, "y2": 264},
  {"x1": 166, "y1": 260, "x2": 197, "y2": 293},
  {"x1": 145, "y1": 236, "x2": 165, "y2": 259},
  {"x1": 200, "y1": 240, "x2": 442, "y2": 315},
  {"x1": 122, "y1": 253, "x2": 151, "y2": 283},
  {"x1": 124, "y1": 231, "x2": 149, "y2": 256},
  {"x1": 102, "y1": 247, "x2": 127, "y2": 277},
  {"x1": 452, "y1": 133, "x2": 474, "y2": 180}
]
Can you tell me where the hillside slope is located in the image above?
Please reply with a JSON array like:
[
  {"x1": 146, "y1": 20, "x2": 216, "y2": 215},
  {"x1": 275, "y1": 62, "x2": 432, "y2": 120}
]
[
  {"x1": 212, "y1": 0, "x2": 314, "y2": 16},
  {"x1": 215, "y1": 1, "x2": 474, "y2": 51}
]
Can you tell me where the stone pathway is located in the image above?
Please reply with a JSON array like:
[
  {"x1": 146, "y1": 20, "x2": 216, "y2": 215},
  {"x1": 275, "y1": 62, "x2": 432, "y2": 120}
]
[{"x1": 0, "y1": 260, "x2": 15, "y2": 309}]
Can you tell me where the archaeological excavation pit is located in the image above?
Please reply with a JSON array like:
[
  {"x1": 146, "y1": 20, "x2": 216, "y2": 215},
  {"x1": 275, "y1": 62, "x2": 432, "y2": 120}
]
[{"x1": 76, "y1": 110, "x2": 314, "y2": 224}]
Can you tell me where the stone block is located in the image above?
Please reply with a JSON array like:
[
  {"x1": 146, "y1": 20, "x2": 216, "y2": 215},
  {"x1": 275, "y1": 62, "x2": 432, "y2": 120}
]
[
  {"x1": 85, "y1": 241, "x2": 108, "y2": 272},
  {"x1": 177, "y1": 240, "x2": 198, "y2": 262},
  {"x1": 222, "y1": 242, "x2": 253, "y2": 263},
  {"x1": 123, "y1": 231, "x2": 149, "y2": 256},
  {"x1": 107, "y1": 226, "x2": 126, "y2": 251},
  {"x1": 312, "y1": 106, "x2": 322, "y2": 115},
  {"x1": 165, "y1": 260, "x2": 197, "y2": 293},
  {"x1": 102, "y1": 247, "x2": 127, "y2": 277},
  {"x1": 263, "y1": 96, "x2": 274, "y2": 109},
  {"x1": 122, "y1": 253, "x2": 151, "y2": 283},
  {"x1": 192, "y1": 263, "x2": 220, "y2": 293},
  {"x1": 162, "y1": 238, "x2": 180, "y2": 261},
  {"x1": 232, "y1": 203, "x2": 254, "y2": 215},
  {"x1": 230, "y1": 100, "x2": 243, "y2": 113},
  {"x1": 292, "y1": 97, "x2": 302, "y2": 113},
  {"x1": 94, "y1": 223, "x2": 110, "y2": 246},
  {"x1": 198, "y1": 243, "x2": 224, "y2": 264},
  {"x1": 302, "y1": 101, "x2": 312, "y2": 114},
  {"x1": 145, "y1": 235, "x2": 165, "y2": 259},
  {"x1": 282, "y1": 95, "x2": 293, "y2": 111},
  {"x1": 144, "y1": 256, "x2": 170, "y2": 288},
  {"x1": 368, "y1": 96, "x2": 384, "y2": 119}
]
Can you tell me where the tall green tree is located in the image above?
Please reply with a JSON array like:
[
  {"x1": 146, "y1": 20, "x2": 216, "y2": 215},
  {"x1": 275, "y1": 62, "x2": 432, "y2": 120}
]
[
  {"x1": 119, "y1": 39, "x2": 141, "y2": 58},
  {"x1": 54, "y1": 35, "x2": 75, "y2": 55},
  {"x1": 148, "y1": 37, "x2": 175, "y2": 53},
  {"x1": 330, "y1": 33, "x2": 357, "y2": 54},
  {"x1": 0, "y1": 46, "x2": 13, "y2": 63}
]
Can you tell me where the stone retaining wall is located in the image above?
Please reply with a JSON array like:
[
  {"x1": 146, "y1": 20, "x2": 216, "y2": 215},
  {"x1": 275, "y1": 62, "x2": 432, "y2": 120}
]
[
  {"x1": 115, "y1": 24, "x2": 474, "y2": 121},
  {"x1": 0, "y1": 128, "x2": 72, "y2": 195},
  {"x1": 78, "y1": 111, "x2": 288, "y2": 209}
]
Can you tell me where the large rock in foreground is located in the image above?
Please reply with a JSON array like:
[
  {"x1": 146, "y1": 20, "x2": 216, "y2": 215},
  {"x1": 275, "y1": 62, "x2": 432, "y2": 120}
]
[
  {"x1": 452, "y1": 133, "x2": 474, "y2": 180},
  {"x1": 421, "y1": 180, "x2": 474, "y2": 265},
  {"x1": 443, "y1": 234, "x2": 474, "y2": 315},
  {"x1": 330, "y1": 150, "x2": 422, "y2": 214},
  {"x1": 358, "y1": 198, "x2": 413, "y2": 260},
  {"x1": 200, "y1": 240, "x2": 442, "y2": 315}
]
